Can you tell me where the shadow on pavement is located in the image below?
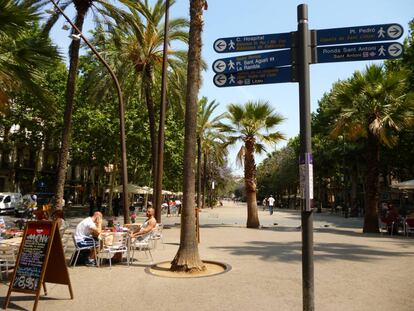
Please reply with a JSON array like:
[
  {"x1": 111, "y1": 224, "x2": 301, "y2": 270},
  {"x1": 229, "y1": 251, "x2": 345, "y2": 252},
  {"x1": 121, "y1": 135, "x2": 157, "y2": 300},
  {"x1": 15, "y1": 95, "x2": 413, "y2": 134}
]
[{"x1": 211, "y1": 240, "x2": 414, "y2": 263}]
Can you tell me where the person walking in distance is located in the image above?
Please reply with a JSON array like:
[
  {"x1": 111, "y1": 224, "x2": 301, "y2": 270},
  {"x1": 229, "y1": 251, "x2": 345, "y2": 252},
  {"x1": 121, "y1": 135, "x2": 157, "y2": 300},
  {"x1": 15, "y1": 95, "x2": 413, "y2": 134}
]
[
  {"x1": 262, "y1": 196, "x2": 268, "y2": 211},
  {"x1": 268, "y1": 195, "x2": 275, "y2": 215}
]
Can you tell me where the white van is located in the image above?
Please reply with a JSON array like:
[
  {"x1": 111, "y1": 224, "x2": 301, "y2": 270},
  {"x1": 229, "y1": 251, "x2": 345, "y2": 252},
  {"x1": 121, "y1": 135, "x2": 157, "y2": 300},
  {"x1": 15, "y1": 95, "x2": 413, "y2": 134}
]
[{"x1": 0, "y1": 193, "x2": 23, "y2": 214}]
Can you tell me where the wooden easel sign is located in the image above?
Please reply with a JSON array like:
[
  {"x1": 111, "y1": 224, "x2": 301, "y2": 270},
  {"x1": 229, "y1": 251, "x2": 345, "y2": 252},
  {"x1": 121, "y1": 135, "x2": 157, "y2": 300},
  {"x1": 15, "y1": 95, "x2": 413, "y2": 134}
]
[{"x1": 3, "y1": 221, "x2": 73, "y2": 311}]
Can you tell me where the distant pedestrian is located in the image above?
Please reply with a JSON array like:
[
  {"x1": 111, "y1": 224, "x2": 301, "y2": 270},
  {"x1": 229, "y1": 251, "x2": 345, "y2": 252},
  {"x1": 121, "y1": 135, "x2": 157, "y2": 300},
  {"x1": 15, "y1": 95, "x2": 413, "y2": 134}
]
[
  {"x1": 268, "y1": 195, "x2": 275, "y2": 215},
  {"x1": 262, "y1": 196, "x2": 268, "y2": 211}
]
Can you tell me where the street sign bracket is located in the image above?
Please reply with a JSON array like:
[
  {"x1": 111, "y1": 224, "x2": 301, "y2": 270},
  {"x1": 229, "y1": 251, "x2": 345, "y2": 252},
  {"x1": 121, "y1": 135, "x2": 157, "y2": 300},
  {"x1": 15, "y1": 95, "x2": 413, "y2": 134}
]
[
  {"x1": 291, "y1": 65, "x2": 298, "y2": 82},
  {"x1": 311, "y1": 30, "x2": 318, "y2": 64}
]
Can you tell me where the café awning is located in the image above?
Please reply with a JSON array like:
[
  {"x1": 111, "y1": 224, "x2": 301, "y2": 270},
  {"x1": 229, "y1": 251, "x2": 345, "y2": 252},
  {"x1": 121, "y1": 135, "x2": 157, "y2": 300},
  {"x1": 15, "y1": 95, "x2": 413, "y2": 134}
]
[{"x1": 391, "y1": 179, "x2": 414, "y2": 190}]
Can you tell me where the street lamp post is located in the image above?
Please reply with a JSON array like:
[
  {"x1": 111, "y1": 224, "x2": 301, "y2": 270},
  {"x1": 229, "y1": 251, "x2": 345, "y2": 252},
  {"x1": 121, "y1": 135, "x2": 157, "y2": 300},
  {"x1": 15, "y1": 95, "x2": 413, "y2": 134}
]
[{"x1": 49, "y1": 0, "x2": 129, "y2": 224}]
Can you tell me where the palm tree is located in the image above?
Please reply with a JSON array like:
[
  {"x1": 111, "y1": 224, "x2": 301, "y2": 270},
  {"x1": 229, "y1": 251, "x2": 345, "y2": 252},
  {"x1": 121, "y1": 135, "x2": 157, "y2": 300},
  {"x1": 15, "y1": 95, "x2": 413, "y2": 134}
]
[
  {"x1": 220, "y1": 100, "x2": 285, "y2": 228},
  {"x1": 170, "y1": 0, "x2": 206, "y2": 272},
  {"x1": 105, "y1": 0, "x2": 188, "y2": 211},
  {"x1": 37, "y1": 0, "x2": 121, "y2": 209},
  {"x1": 0, "y1": 0, "x2": 60, "y2": 109},
  {"x1": 331, "y1": 64, "x2": 414, "y2": 233},
  {"x1": 196, "y1": 97, "x2": 224, "y2": 208}
]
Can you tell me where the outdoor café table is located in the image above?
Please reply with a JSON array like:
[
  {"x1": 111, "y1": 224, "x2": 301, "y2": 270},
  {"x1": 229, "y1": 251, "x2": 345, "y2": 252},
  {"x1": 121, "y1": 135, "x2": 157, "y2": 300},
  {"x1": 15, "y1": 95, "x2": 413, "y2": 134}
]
[
  {"x1": 98, "y1": 230, "x2": 131, "y2": 266},
  {"x1": 0, "y1": 237, "x2": 23, "y2": 254}
]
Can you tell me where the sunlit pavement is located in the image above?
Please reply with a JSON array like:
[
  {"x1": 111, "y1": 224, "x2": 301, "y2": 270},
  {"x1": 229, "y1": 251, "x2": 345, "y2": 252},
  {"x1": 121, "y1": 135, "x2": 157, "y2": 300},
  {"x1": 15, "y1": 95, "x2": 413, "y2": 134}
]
[{"x1": 0, "y1": 202, "x2": 413, "y2": 311}]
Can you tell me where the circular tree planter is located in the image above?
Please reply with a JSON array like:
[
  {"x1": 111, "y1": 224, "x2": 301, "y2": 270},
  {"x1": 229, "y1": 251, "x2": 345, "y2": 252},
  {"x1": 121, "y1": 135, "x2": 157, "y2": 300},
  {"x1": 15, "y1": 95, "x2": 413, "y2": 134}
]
[{"x1": 146, "y1": 260, "x2": 231, "y2": 278}]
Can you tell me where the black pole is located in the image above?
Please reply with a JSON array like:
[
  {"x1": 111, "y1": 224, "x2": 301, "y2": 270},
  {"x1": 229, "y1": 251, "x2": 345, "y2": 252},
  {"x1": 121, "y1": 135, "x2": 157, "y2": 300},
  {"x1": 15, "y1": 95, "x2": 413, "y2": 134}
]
[
  {"x1": 297, "y1": 4, "x2": 314, "y2": 311},
  {"x1": 49, "y1": 0, "x2": 129, "y2": 223},
  {"x1": 154, "y1": 0, "x2": 170, "y2": 223}
]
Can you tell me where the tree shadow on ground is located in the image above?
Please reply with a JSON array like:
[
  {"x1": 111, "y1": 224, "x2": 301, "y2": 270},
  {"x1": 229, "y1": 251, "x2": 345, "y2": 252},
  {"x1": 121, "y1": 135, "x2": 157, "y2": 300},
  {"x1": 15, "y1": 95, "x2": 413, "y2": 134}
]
[
  {"x1": 279, "y1": 212, "x2": 363, "y2": 229},
  {"x1": 262, "y1": 226, "x2": 402, "y2": 240},
  {"x1": 210, "y1": 240, "x2": 414, "y2": 263},
  {"x1": 0, "y1": 295, "x2": 61, "y2": 311}
]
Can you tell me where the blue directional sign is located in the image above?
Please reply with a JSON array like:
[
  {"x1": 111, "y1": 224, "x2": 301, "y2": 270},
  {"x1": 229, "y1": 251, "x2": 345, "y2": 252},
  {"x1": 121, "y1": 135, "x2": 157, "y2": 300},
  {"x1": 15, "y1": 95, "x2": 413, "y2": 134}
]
[
  {"x1": 212, "y1": 50, "x2": 291, "y2": 74},
  {"x1": 317, "y1": 23, "x2": 403, "y2": 46},
  {"x1": 316, "y1": 42, "x2": 404, "y2": 64},
  {"x1": 213, "y1": 32, "x2": 291, "y2": 53},
  {"x1": 213, "y1": 67, "x2": 294, "y2": 88}
]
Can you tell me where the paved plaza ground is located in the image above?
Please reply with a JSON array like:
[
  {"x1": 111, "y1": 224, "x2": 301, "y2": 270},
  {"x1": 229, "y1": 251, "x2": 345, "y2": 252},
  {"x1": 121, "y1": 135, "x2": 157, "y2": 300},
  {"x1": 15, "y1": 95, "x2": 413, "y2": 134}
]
[{"x1": 1, "y1": 202, "x2": 413, "y2": 311}]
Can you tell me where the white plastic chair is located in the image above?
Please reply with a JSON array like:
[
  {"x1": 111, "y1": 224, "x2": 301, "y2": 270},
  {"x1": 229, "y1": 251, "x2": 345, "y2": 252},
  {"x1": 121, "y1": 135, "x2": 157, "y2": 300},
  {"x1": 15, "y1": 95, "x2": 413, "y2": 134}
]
[
  {"x1": 97, "y1": 232, "x2": 129, "y2": 267},
  {"x1": 152, "y1": 224, "x2": 164, "y2": 250},
  {"x1": 129, "y1": 231, "x2": 154, "y2": 264},
  {"x1": 405, "y1": 219, "x2": 414, "y2": 236},
  {"x1": 70, "y1": 234, "x2": 98, "y2": 267},
  {"x1": 0, "y1": 245, "x2": 16, "y2": 281}
]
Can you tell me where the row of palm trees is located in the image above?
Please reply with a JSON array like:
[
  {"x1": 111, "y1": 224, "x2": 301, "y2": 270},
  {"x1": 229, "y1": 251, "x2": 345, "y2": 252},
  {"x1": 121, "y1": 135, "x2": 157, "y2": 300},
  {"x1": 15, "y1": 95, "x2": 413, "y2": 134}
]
[
  {"x1": 1, "y1": 0, "x2": 208, "y2": 273},
  {"x1": 1, "y1": 1, "x2": 284, "y2": 232},
  {"x1": 34, "y1": 0, "x2": 190, "y2": 210}
]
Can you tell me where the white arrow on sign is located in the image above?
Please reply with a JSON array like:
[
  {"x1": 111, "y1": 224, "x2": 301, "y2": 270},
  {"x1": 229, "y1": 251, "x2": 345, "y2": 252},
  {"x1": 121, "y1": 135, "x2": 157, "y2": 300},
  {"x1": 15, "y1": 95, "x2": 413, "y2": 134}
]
[
  {"x1": 214, "y1": 40, "x2": 227, "y2": 52},
  {"x1": 213, "y1": 60, "x2": 226, "y2": 73},
  {"x1": 387, "y1": 24, "x2": 403, "y2": 39},
  {"x1": 214, "y1": 74, "x2": 227, "y2": 86},
  {"x1": 388, "y1": 43, "x2": 403, "y2": 57}
]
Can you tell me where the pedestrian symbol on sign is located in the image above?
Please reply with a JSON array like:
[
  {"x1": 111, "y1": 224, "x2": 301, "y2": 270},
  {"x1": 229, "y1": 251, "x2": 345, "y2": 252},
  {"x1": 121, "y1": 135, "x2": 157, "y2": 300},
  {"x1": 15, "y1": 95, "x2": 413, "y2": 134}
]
[
  {"x1": 378, "y1": 45, "x2": 386, "y2": 56},
  {"x1": 377, "y1": 27, "x2": 385, "y2": 38}
]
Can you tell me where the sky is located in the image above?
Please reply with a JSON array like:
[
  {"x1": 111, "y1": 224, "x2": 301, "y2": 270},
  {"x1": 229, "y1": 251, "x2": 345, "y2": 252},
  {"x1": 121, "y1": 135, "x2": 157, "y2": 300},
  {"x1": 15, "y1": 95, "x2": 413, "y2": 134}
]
[{"x1": 49, "y1": 0, "x2": 414, "y2": 176}]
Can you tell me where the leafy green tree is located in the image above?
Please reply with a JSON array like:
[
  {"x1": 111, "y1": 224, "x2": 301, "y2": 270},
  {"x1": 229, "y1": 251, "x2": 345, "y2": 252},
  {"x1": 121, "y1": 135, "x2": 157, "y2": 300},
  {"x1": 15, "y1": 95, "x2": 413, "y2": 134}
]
[
  {"x1": 331, "y1": 64, "x2": 414, "y2": 233},
  {"x1": 2, "y1": 60, "x2": 67, "y2": 192},
  {"x1": 220, "y1": 100, "x2": 285, "y2": 228},
  {"x1": 257, "y1": 139, "x2": 299, "y2": 209},
  {"x1": 196, "y1": 97, "x2": 224, "y2": 207},
  {"x1": 201, "y1": 131, "x2": 228, "y2": 208}
]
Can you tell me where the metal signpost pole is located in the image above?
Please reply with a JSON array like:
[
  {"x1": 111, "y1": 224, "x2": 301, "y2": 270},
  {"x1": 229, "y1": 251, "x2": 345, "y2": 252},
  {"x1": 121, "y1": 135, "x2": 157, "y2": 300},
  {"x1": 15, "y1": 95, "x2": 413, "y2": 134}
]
[{"x1": 297, "y1": 4, "x2": 314, "y2": 311}]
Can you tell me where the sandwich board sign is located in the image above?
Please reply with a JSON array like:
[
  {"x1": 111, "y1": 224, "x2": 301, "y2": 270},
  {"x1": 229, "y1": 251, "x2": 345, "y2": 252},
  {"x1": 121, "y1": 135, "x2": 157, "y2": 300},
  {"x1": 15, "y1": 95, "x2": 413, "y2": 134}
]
[{"x1": 4, "y1": 221, "x2": 73, "y2": 311}]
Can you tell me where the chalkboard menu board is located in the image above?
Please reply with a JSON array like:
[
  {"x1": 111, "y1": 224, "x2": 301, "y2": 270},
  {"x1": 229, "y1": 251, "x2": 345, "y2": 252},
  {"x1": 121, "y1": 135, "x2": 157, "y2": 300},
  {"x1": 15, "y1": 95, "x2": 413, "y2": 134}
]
[
  {"x1": 12, "y1": 222, "x2": 52, "y2": 291},
  {"x1": 4, "y1": 221, "x2": 73, "y2": 311}
]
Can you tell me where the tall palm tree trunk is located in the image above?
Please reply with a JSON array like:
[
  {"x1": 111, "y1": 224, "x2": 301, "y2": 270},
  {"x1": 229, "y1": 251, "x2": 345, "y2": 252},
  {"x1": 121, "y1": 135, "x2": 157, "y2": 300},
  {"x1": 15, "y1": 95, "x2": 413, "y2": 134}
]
[
  {"x1": 171, "y1": 0, "x2": 205, "y2": 272},
  {"x1": 201, "y1": 151, "x2": 207, "y2": 208},
  {"x1": 245, "y1": 138, "x2": 260, "y2": 228},
  {"x1": 196, "y1": 136, "x2": 202, "y2": 208},
  {"x1": 143, "y1": 67, "x2": 160, "y2": 214},
  {"x1": 363, "y1": 132, "x2": 380, "y2": 233},
  {"x1": 144, "y1": 82, "x2": 160, "y2": 221},
  {"x1": 54, "y1": 6, "x2": 88, "y2": 210}
]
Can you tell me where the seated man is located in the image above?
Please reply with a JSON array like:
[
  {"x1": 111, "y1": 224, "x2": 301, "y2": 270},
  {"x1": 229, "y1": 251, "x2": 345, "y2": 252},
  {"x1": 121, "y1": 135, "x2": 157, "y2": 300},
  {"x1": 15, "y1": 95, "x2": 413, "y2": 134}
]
[
  {"x1": 130, "y1": 207, "x2": 156, "y2": 241},
  {"x1": 74, "y1": 211, "x2": 102, "y2": 266}
]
